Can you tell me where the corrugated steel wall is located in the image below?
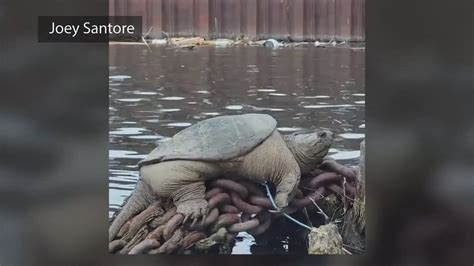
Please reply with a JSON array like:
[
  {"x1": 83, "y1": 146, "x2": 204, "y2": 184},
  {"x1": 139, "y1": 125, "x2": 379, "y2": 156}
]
[{"x1": 109, "y1": 0, "x2": 365, "y2": 41}]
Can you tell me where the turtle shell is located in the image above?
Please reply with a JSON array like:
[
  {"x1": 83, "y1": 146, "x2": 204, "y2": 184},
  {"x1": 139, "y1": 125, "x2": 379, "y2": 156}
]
[{"x1": 138, "y1": 113, "x2": 277, "y2": 167}]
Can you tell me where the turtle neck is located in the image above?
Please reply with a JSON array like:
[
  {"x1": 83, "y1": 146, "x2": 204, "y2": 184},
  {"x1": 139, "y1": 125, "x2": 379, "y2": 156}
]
[{"x1": 283, "y1": 134, "x2": 315, "y2": 174}]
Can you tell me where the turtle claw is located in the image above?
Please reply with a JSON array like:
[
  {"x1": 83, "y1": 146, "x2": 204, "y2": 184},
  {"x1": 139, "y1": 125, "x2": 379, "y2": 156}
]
[
  {"x1": 176, "y1": 199, "x2": 209, "y2": 226},
  {"x1": 190, "y1": 217, "x2": 198, "y2": 228},
  {"x1": 200, "y1": 214, "x2": 207, "y2": 226},
  {"x1": 183, "y1": 213, "x2": 191, "y2": 224}
]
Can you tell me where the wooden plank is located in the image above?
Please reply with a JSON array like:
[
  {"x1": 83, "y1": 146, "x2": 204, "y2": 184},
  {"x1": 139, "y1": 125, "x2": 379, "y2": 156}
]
[
  {"x1": 335, "y1": 0, "x2": 352, "y2": 41},
  {"x1": 257, "y1": 0, "x2": 269, "y2": 39},
  {"x1": 174, "y1": 0, "x2": 194, "y2": 37},
  {"x1": 327, "y1": 0, "x2": 336, "y2": 41},
  {"x1": 195, "y1": 0, "x2": 209, "y2": 38},
  {"x1": 241, "y1": 0, "x2": 258, "y2": 40},
  {"x1": 315, "y1": 0, "x2": 326, "y2": 40},
  {"x1": 289, "y1": 0, "x2": 304, "y2": 41},
  {"x1": 109, "y1": 0, "x2": 115, "y2": 16},
  {"x1": 209, "y1": 0, "x2": 221, "y2": 38},
  {"x1": 128, "y1": 0, "x2": 147, "y2": 35},
  {"x1": 119, "y1": 0, "x2": 127, "y2": 17},
  {"x1": 269, "y1": 0, "x2": 288, "y2": 40},
  {"x1": 162, "y1": 0, "x2": 175, "y2": 36},
  {"x1": 304, "y1": 0, "x2": 316, "y2": 40},
  {"x1": 220, "y1": 0, "x2": 240, "y2": 38},
  {"x1": 150, "y1": 0, "x2": 163, "y2": 38},
  {"x1": 351, "y1": 0, "x2": 365, "y2": 41}
]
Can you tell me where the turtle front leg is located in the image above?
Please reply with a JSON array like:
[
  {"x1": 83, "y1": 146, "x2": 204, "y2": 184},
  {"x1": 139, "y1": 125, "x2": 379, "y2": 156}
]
[
  {"x1": 274, "y1": 170, "x2": 300, "y2": 211},
  {"x1": 172, "y1": 181, "x2": 209, "y2": 223}
]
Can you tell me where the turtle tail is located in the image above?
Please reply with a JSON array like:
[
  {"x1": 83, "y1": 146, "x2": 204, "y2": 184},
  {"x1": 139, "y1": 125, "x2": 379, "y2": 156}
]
[{"x1": 109, "y1": 178, "x2": 155, "y2": 241}]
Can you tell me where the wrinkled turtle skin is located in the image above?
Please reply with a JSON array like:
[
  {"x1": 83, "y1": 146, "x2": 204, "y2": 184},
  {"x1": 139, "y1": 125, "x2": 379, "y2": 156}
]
[{"x1": 109, "y1": 113, "x2": 333, "y2": 241}]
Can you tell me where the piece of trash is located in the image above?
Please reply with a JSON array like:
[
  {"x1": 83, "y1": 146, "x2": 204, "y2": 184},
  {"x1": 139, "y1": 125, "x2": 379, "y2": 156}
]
[
  {"x1": 151, "y1": 39, "x2": 167, "y2": 45},
  {"x1": 314, "y1": 41, "x2": 326, "y2": 47},
  {"x1": 263, "y1": 39, "x2": 281, "y2": 48},
  {"x1": 110, "y1": 36, "x2": 364, "y2": 50},
  {"x1": 213, "y1": 39, "x2": 234, "y2": 47}
]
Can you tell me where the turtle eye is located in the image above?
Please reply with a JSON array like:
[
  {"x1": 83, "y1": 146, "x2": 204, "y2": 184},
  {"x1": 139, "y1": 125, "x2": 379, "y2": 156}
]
[{"x1": 318, "y1": 131, "x2": 327, "y2": 138}]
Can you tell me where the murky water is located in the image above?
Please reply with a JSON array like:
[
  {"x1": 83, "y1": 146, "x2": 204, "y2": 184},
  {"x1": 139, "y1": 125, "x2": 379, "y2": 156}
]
[{"x1": 109, "y1": 44, "x2": 365, "y2": 254}]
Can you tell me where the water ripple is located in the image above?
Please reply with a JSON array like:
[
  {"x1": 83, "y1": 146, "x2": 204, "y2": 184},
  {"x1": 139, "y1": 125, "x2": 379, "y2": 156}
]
[
  {"x1": 161, "y1": 96, "x2": 186, "y2": 100},
  {"x1": 225, "y1": 105, "x2": 243, "y2": 110}
]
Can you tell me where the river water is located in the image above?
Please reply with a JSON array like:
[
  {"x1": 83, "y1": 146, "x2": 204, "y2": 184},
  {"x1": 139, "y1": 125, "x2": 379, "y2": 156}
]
[{"x1": 109, "y1": 44, "x2": 365, "y2": 254}]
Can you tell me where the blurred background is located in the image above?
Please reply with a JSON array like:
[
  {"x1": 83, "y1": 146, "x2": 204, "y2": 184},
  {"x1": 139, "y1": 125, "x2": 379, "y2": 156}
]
[{"x1": 1, "y1": 0, "x2": 473, "y2": 265}]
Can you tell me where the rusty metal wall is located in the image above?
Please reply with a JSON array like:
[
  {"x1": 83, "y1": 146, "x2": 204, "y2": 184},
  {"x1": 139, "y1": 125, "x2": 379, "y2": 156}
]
[{"x1": 109, "y1": 0, "x2": 365, "y2": 41}]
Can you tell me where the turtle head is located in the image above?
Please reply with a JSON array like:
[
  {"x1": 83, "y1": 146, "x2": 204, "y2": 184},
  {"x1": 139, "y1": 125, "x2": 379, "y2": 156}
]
[{"x1": 285, "y1": 129, "x2": 333, "y2": 174}]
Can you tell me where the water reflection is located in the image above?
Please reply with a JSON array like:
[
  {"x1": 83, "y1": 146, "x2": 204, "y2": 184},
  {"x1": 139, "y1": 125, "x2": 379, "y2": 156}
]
[{"x1": 109, "y1": 45, "x2": 365, "y2": 254}]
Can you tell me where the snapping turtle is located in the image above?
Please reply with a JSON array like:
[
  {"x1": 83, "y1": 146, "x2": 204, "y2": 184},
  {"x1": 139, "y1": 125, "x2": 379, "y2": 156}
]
[{"x1": 109, "y1": 113, "x2": 332, "y2": 241}]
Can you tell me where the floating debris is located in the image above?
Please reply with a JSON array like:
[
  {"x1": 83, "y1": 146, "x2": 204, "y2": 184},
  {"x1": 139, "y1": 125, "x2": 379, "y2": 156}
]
[
  {"x1": 110, "y1": 37, "x2": 364, "y2": 50},
  {"x1": 213, "y1": 39, "x2": 234, "y2": 47},
  {"x1": 263, "y1": 39, "x2": 282, "y2": 49},
  {"x1": 151, "y1": 39, "x2": 167, "y2": 45}
]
